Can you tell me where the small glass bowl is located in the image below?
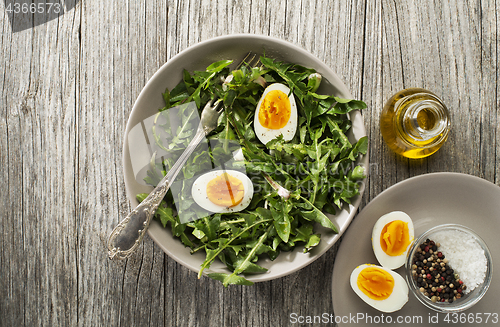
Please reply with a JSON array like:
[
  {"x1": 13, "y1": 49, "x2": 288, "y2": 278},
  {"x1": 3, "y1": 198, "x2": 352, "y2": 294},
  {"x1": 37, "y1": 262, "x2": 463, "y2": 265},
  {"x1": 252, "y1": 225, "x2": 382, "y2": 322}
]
[{"x1": 405, "y1": 224, "x2": 493, "y2": 313}]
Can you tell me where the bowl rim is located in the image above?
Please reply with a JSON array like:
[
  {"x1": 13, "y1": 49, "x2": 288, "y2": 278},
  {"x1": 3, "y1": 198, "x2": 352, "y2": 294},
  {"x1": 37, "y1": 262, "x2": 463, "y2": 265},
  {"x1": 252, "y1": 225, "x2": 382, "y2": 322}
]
[
  {"x1": 405, "y1": 223, "x2": 493, "y2": 313},
  {"x1": 121, "y1": 33, "x2": 368, "y2": 282}
]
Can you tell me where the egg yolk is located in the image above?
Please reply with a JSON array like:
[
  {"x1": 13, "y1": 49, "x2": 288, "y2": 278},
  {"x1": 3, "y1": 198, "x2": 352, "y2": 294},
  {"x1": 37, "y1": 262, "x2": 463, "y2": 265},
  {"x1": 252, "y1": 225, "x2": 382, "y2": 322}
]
[
  {"x1": 380, "y1": 220, "x2": 410, "y2": 256},
  {"x1": 357, "y1": 267, "x2": 395, "y2": 300},
  {"x1": 206, "y1": 173, "x2": 244, "y2": 207},
  {"x1": 258, "y1": 90, "x2": 291, "y2": 129}
]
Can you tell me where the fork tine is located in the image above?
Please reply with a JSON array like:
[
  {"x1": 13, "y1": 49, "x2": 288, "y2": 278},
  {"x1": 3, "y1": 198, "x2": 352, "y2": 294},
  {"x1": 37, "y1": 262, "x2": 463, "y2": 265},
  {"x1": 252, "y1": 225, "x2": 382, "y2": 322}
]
[
  {"x1": 214, "y1": 99, "x2": 224, "y2": 113},
  {"x1": 236, "y1": 52, "x2": 261, "y2": 70},
  {"x1": 237, "y1": 52, "x2": 253, "y2": 69},
  {"x1": 247, "y1": 54, "x2": 259, "y2": 68}
]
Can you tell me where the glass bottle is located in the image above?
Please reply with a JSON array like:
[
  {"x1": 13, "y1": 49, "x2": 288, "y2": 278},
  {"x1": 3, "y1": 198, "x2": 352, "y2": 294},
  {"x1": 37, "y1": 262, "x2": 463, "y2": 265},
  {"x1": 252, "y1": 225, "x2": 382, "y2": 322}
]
[{"x1": 380, "y1": 88, "x2": 451, "y2": 159}]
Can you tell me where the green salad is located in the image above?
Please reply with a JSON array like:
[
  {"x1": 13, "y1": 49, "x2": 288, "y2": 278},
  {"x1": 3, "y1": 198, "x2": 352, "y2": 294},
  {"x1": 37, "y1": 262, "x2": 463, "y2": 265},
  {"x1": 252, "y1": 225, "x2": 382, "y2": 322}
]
[{"x1": 138, "y1": 55, "x2": 367, "y2": 286}]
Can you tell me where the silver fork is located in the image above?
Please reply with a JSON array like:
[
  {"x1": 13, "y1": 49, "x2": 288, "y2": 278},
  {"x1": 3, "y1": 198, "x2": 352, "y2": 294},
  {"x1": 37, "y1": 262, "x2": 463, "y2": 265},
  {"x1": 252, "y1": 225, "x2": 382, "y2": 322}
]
[{"x1": 108, "y1": 53, "x2": 260, "y2": 260}]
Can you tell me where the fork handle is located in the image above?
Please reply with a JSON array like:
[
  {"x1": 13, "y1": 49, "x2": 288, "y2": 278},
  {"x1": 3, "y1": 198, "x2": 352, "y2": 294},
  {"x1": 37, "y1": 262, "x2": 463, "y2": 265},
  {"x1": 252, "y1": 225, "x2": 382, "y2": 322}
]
[{"x1": 107, "y1": 127, "x2": 206, "y2": 259}]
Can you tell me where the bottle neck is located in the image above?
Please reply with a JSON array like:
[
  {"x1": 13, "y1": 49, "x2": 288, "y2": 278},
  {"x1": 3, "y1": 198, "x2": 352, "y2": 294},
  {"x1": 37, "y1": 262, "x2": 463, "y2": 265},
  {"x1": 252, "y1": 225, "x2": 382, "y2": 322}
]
[{"x1": 396, "y1": 93, "x2": 450, "y2": 143}]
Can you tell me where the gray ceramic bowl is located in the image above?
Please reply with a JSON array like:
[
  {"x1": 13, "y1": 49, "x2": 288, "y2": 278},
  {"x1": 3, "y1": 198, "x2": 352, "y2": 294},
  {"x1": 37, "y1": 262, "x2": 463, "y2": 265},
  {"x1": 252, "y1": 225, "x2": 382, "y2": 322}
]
[
  {"x1": 122, "y1": 34, "x2": 367, "y2": 282},
  {"x1": 405, "y1": 224, "x2": 493, "y2": 313}
]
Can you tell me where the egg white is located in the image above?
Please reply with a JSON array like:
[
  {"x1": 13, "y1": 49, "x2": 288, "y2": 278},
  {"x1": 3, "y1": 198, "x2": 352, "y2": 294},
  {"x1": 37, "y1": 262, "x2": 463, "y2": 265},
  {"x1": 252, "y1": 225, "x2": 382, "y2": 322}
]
[
  {"x1": 191, "y1": 170, "x2": 254, "y2": 213},
  {"x1": 350, "y1": 264, "x2": 409, "y2": 313},
  {"x1": 372, "y1": 211, "x2": 415, "y2": 270},
  {"x1": 254, "y1": 83, "x2": 298, "y2": 145}
]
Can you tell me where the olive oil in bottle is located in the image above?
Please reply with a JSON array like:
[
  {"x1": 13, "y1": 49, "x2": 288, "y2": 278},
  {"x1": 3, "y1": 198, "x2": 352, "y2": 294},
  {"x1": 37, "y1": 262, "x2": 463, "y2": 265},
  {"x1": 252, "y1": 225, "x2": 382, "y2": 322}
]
[{"x1": 380, "y1": 88, "x2": 451, "y2": 159}]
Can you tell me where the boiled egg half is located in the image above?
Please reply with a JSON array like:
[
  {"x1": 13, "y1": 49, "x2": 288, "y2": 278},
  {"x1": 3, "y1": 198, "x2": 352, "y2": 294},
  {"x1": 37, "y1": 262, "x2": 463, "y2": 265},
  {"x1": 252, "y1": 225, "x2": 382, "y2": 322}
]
[
  {"x1": 254, "y1": 83, "x2": 297, "y2": 145},
  {"x1": 372, "y1": 211, "x2": 414, "y2": 269},
  {"x1": 191, "y1": 170, "x2": 253, "y2": 213},
  {"x1": 350, "y1": 264, "x2": 409, "y2": 313}
]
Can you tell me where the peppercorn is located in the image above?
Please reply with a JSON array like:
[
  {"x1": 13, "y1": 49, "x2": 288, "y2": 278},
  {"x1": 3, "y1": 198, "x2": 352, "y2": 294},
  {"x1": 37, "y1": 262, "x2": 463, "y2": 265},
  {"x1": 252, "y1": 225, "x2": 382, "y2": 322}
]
[{"x1": 411, "y1": 238, "x2": 468, "y2": 305}]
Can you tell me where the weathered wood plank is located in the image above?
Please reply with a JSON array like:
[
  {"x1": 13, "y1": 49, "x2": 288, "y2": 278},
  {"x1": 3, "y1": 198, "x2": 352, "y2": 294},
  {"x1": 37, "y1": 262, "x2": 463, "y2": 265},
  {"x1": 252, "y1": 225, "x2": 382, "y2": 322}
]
[
  {"x1": 76, "y1": 0, "x2": 167, "y2": 326},
  {"x1": 0, "y1": 2, "x2": 80, "y2": 326},
  {"x1": 76, "y1": 0, "x2": 168, "y2": 326},
  {"x1": 0, "y1": 12, "x2": 28, "y2": 326},
  {"x1": 361, "y1": 0, "x2": 384, "y2": 209},
  {"x1": 478, "y1": 0, "x2": 499, "y2": 184}
]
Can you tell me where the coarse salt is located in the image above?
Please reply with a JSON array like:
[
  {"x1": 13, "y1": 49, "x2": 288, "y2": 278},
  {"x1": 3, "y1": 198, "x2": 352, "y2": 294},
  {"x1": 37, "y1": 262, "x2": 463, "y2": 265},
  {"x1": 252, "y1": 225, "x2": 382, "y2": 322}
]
[{"x1": 433, "y1": 230, "x2": 487, "y2": 294}]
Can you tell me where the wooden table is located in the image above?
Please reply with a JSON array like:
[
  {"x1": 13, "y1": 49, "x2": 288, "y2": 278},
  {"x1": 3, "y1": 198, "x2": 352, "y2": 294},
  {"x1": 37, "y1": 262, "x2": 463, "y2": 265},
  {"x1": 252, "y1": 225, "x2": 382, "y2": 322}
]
[{"x1": 1, "y1": 1, "x2": 498, "y2": 326}]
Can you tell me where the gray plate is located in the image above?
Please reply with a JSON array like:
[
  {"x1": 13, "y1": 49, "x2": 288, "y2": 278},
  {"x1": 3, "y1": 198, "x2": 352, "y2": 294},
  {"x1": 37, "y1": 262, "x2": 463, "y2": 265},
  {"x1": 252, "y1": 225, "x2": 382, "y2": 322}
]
[
  {"x1": 332, "y1": 172, "x2": 500, "y2": 326},
  {"x1": 123, "y1": 34, "x2": 367, "y2": 282}
]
